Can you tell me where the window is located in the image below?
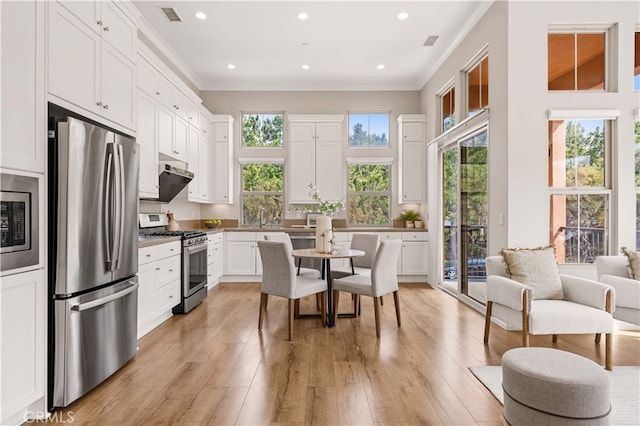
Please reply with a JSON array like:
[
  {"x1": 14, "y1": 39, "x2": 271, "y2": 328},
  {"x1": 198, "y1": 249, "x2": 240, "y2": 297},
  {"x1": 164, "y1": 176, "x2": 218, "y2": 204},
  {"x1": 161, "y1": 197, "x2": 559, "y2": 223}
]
[
  {"x1": 467, "y1": 56, "x2": 489, "y2": 117},
  {"x1": 347, "y1": 162, "x2": 391, "y2": 226},
  {"x1": 241, "y1": 113, "x2": 284, "y2": 147},
  {"x1": 548, "y1": 31, "x2": 606, "y2": 91},
  {"x1": 241, "y1": 162, "x2": 284, "y2": 225},
  {"x1": 440, "y1": 86, "x2": 455, "y2": 133},
  {"x1": 548, "y1": 118, "x2": 610, "y2": 263},
  {"x1": 635, "y1": 32, "x2": 640, "y2": 91},
  {"x1": 348, "y1": 113, "x2": 389, "y2": 147}
]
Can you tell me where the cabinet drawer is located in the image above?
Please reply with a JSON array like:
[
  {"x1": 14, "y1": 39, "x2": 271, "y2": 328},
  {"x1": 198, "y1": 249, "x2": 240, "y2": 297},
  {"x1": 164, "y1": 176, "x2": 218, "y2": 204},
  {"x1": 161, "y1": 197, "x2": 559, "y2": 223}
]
[
  {"x1": 207, "y1": 233, "x2": 223, "y2": 244},
  {"x1": 226, "y1": 232, "x2": 256, "y2": 242},
  {"x1": 158, "y1": 241, "x2": 181, "y2": 259},
  {"x1": 156, "y1": 256, "x2": 181, "y2": 288},
  {"x1": 138, "y1": 246, "x2": 158, "y2": 265},
  {"x1": 155, "y1": 279, "x2": 180, "y2": 313},
  {"x1": 378, "y1": 232, "x2": 402, "y2": 241},
  {"x1": 401, "y1": 232, "x2": 428, "y2": 241}
]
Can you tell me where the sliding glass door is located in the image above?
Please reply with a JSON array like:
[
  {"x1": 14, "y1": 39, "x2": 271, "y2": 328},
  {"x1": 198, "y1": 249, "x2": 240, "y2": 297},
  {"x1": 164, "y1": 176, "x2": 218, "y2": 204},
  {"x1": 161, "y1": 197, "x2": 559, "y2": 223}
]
[{"x1": 441, "y1": 127, "x2": 488, "y2": 303}]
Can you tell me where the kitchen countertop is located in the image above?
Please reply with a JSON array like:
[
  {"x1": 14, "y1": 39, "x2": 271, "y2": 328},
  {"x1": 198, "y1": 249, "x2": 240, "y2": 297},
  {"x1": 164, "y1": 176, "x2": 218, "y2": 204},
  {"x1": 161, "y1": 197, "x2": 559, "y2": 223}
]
[{"x1": 138, "y1": 227, "x2": 427, "y2": 248}]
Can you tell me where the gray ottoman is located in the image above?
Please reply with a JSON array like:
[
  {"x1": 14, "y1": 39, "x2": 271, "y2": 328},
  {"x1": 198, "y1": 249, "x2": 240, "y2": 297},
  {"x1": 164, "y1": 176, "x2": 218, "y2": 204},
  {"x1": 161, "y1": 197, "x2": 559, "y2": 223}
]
[{"x1": 502, "y1": 348, "x2": 610, "y2": 425}]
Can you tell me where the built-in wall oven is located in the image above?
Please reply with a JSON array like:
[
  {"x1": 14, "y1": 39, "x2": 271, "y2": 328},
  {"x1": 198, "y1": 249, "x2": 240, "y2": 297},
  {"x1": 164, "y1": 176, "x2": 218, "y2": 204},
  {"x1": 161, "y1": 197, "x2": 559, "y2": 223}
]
[{"x1": 0, "y1": 172, "x2": 39, "y2": 272}]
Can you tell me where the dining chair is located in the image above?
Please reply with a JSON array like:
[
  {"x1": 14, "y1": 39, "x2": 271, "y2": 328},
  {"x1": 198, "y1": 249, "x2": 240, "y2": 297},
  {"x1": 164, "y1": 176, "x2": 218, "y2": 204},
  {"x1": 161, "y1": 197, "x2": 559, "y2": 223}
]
[
  {"x1": 331, "y1": 239, "x2": 402, "y2": 338},
  {"x1": 257, "y1": 240, "x2": 327, "y2": 340},
  {"x1": 263, "y1": 232, "x2": 320, "y2": 277},
  {"x1": 333, "y1": 233, "x2": 380, "y2": 277}
]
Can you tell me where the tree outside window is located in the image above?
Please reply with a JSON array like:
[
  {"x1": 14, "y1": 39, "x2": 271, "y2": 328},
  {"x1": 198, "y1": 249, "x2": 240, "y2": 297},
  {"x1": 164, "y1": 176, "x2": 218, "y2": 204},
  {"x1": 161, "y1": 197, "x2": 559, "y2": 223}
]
[
  {"x1": 241, "y1": 163, "x2": 284, "y2": 225},
  {"x1": 549, "y1": 119, "x2": 609, "y2": 263},
  {"x1": 348, "y1": 113, "x2": 389, "y2": 147},
  {"x1": 348, "y1": 163, "x2": 391, "y2": 226},
  {"x1": 242, "y1": 113, "x2": 284, "y2": 147}
]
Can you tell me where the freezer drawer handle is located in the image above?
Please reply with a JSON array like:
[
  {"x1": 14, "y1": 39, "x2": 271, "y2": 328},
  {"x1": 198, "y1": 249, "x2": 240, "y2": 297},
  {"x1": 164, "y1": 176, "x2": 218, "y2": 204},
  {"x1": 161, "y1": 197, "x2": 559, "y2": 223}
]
[{"x1": 71, "y1": 282, "x2": 139, "y2": 312}]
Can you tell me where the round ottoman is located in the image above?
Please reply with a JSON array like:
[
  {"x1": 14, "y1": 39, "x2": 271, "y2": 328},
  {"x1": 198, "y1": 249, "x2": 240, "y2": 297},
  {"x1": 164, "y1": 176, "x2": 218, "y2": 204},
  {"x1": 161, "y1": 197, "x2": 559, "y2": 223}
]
[{"x1": 502, "y1": 348, "x2": 610, "y2": 425}]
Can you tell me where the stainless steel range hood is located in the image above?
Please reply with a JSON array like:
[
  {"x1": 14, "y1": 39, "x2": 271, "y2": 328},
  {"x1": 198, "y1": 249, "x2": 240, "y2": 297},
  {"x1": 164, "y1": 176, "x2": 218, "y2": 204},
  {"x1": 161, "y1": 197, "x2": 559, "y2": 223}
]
[{"x1": 157, "y1": 164, "x2": 193, "y2": 202}]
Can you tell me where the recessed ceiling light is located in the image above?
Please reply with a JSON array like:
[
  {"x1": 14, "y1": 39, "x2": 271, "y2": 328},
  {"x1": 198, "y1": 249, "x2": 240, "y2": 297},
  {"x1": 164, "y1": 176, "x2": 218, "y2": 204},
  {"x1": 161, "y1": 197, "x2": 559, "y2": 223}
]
[
  {"x1": 297, "y1": 12, "x2": 309, "y2": 20},
  {"x1": 195, "y1": 11, "x2": 207, "y2": 20},
  {"x1": 377, "y1": 64, "x2": 385, "y2": 70},
  {"x1": 226, "y1": 64, "x2": 236, "y2": 70},
  {"x1": 397, "y1": 12, "x2": 409, "y2": 20},
  {"x1": 302, "y1": 64, "x2": 310, "y2": 70}
]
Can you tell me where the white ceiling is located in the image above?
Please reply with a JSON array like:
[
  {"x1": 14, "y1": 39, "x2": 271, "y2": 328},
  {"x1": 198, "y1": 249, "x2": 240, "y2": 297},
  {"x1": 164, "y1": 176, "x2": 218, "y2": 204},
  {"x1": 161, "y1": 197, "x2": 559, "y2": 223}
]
[{"x1": 133, "y1": 1, "x2": 493, "y2": 91}]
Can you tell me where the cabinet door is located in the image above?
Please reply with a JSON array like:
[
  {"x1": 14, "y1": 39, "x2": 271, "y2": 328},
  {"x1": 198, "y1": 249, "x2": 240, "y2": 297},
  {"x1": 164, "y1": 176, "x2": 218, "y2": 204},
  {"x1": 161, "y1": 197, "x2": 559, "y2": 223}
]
[
  {"x1": 315, "y1": 122, "x2": 342, "y2": 141},
  {"x1": 99, "y1": 1, "x2": 136, "y2": 62},
  {"x1": 212, "y1": 242, "x2": 223, "y2": 281},
  {"x1": 172, "y1": 89, "x2": 189, "y2": 121},
  {"x1": 213, "y1": 121, "x2": 228, "y2": 142},
  {"x1": 100, "y1": 43, "x2": 136, "y2": 130},
  {"x1": 48, "y1": 2, "x2": 100, "y2": 115},
  {"x1": 289, "y1": 141, "x2": 316, "y2": 203},
  {"x1": 137, "y1": 261, "x2": 157, "y2": 331},
  {"x1": 155, "y1": 280, "x2": 180, "y2": 313},
  {"x1": 225, "y1": 242, "x2": 256, "y2": 275},
  {"x1": 401, "y1": 241, "x2": 428, "y2": 275},
  {"x1": 401, "y1": 141, "x2": 424, "y2": 203},
  {"x1": 198, "y1": 137, "x2": 211, "y2": 201},
  {"x1": 156, "y1": 73, "x2": 173, "y2": 108},
  {"x1": 173, "y1": 116, "x2": 189, "y2": 162},
  {"x1": 56, "y1": 0, "x2": 98, "y2": 33},
  {"x1": 187, "y1": 126, "x2": 201, "y2": 201},
  {"x1": 402, "y1": 122, "x2": 424, "y2": 142},
  {"x1": 187, "y1": 101, "x2": 201, "y2": 128},
  {"x1": 137, "y1": 90, "x2": 159, "y2": 198},
  {"x1": 137, "y1": 55, "x2": 157, "y2": 96},
  {"x1": 213, "y1": 140, "x2": 230, "y2": 203},
  {"x1": 1, "y1": 269, "x2": 45, "y2": 417},
  {"x1": 157, "y1": 105, "x2": 174, "y2": 157},
  {"x1": 289, "y1": 122, "x2": 316, "y2": 142},
  {"x1": 315, "y1": 140, "x2": 343, "y2": 202}
]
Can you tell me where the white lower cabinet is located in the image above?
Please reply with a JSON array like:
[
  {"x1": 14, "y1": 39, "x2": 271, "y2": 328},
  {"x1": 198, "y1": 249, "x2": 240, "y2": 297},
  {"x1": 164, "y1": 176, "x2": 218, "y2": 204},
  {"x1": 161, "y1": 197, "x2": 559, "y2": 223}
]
[
  {"x1": 225, "y1": 232, "x2": 257, "y2": 275},
  {"x1": 137, "y1": 240, "x2": 181, "y2": 339},
  {"x1": 400, "y1": 232, "x2": 428, "y2": 276},
  {"x1": 207, "y1": 233, "x2": 223, "y2": 289},
  {"x1": 1, "y1": 269, "x2": 46, "y2": 424}
]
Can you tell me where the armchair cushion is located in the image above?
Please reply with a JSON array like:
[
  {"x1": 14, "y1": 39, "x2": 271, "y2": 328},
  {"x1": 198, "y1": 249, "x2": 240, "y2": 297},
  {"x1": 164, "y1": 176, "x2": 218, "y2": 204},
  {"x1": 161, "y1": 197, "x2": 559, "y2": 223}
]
[
  {"x1": 499, "y1": 246, "x2": 563, "y2": 300},
  {"x1": 487, "y1": 275, "x2": 532, "y2": 312},
  {"x1": 621, "y1": 247, "x2": 640, "y2": 279}
]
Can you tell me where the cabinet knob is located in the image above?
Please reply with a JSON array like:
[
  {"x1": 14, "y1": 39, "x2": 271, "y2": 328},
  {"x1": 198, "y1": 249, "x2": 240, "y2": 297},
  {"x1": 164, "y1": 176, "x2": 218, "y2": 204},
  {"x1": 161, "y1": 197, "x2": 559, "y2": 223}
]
[
  {"x1": 156, "y1": 91, "x2": 160, "y2": 95},
  {"x1": 169, "y1": 269, "x2": 173, "y2": 272},
  {"x1": 146, "y1": 253, "x2": 151, "y2": 257},
  {"x1": 169, "y1": 295, "x2": 173, "y2": 299},
  {"x1": 156, "y1": 267, "x2": 160, "y2": 271},
  {"x1": 103, "y1": 104, "x2": 109, "y2": 110},
  {"x1": 96, "y1": 101, "x2": 103, "y2": 107},
  {"x1": 96, "y1": 20, "x2": 103, "y2": 26},
  {"x1": 103, "y1": 26, "x2": 110, "y2": 32}
]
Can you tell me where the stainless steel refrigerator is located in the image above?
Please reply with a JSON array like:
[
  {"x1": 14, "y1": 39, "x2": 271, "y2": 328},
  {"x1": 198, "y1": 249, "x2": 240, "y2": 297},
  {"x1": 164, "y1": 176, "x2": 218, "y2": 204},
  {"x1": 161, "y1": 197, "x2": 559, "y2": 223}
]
[{"x1": 48, "y1": 110, "x2": 140, "y2": 409}]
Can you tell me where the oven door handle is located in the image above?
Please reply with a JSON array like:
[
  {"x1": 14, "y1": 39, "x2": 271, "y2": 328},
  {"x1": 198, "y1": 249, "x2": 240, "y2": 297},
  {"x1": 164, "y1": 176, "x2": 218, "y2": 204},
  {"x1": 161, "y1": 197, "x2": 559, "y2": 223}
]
[
  {"x1": 71, "y1": 281, "x2": 139, "y2": 312},
  {"x1": 185, "y1": 242, "x2": 207, "y2": 254}
]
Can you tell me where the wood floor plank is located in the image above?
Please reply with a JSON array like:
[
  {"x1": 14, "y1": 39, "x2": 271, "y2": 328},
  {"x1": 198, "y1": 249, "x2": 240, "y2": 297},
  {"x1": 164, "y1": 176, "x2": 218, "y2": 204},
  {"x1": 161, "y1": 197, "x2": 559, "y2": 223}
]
[{"x1": 39, "y1": 283, "x2": 640, "y2": 425}]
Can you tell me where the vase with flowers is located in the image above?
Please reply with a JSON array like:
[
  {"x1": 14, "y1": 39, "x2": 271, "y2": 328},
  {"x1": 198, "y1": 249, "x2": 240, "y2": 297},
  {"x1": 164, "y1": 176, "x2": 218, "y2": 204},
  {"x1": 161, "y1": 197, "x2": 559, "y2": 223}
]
[{"x1": 306, "y1": 183, "x2": 344, "y2": 252}]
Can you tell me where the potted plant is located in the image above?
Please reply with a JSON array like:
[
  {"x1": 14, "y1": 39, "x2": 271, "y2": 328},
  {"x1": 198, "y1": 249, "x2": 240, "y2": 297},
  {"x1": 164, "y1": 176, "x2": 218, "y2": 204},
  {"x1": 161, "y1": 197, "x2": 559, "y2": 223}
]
[{"x1": 398, "y1": 210, "x2": 420, "y2": 228}]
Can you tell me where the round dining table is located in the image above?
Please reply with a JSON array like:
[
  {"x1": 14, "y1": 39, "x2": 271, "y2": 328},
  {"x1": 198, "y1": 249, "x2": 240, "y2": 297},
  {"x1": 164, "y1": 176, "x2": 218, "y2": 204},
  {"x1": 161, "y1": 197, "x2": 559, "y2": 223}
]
[{"x1": 291, "y1": 248, "x2": 365, "y2": 327}]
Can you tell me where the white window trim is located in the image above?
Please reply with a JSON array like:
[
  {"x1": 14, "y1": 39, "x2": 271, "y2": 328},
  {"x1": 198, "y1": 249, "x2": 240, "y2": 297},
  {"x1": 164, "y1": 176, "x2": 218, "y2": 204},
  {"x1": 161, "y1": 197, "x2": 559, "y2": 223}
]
[
  {"x1": 239, "y1": 157, "x2": 285, "y2": 165},
  {"x1": 346, "y1": 157, "x2": 393, "y2": 164},
  {"x1": 462, "y1": 45, "x2": 489, "y2": 119},
  {"x1": 437, "y1": 78, "x2": 456, "y2": 135},
  {"x1": 240, "y1": 111, "x2": 285, "y2": 148},
  {"x1": 547, "y1": 109, "x2": 620, "y2": 120}
]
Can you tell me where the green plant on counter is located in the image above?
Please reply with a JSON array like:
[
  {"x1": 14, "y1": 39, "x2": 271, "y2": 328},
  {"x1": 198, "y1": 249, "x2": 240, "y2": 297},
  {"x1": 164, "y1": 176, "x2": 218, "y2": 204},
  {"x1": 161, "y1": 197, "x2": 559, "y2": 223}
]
[
  {"x1": 297, "y1": 183, "x2": 344, "y2": 216},
  {"x1": 397, "y1": 210, "x2": 419, "y2": 222}
]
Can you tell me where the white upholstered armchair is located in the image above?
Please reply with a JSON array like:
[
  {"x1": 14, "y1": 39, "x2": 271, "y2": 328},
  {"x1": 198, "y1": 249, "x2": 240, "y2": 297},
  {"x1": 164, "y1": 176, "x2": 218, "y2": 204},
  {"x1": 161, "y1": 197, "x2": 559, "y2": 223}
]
[
  {"x1": 484, "y1": 253, "x2": 615, "y2": 370},
  {"x1": 595, "y1": 255, "x2": 640, "y2": 325}
]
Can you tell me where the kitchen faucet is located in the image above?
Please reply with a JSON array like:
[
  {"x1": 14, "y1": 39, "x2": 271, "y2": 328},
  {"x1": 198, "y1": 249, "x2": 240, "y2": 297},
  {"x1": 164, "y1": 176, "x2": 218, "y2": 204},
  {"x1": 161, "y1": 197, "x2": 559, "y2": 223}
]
[{"x1": 260, "y1": 207, "x2": 266, "y2": 228}]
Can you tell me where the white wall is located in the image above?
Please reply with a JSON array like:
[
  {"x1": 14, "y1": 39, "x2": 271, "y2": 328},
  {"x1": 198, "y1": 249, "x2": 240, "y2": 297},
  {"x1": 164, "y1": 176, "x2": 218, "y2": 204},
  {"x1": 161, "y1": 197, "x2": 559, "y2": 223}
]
[{"x1": 199, "y1": 90, "x2": 421, "y2": 222}]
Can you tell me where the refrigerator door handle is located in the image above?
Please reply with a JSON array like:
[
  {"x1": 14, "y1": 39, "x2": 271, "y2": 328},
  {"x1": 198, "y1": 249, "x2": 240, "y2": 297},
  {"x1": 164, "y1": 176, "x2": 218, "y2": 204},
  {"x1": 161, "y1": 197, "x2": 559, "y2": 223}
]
[
  {"x1": 113, "y1": 143, "x2": 125, "y2": 270},
  {"x1": 104, "y1": 148, "x2": 115, "y2": 270},
  {"x1": 70, "y1": 280, "x2": 139, "y2": 312}
]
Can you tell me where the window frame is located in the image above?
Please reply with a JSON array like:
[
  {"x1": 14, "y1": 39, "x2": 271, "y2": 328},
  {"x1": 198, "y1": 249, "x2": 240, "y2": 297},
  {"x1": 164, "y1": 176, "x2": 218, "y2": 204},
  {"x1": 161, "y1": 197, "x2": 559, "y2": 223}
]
[
  {"x1": 346, "y1": 158, "x2": 392, "y2": 227},
  {"x1": 239, "y1": 159, "x2": 285, "y2": 226},
  {"x1": 346, "y1": 111, "x2": 391, "y2": 148},
  {"x1": 240, "y1": 111, "x2": 285, "y2": 148},
  {"x1": 438, "y1": 80, "x2": 456, "y2": 135},
  {"x1": 547, "y1": 113, "x2": 616, "y2": 264},
  {"x1": 464, "y1": 50, "x2": 489, "y2": 119}
]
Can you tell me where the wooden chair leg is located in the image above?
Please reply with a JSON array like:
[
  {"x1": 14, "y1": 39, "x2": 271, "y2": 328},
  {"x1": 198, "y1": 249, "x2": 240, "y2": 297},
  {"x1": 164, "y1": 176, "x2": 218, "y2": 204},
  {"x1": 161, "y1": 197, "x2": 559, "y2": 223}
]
[
  {"x1": 352, "y1": 294, "x2": 358, "y2": 315},
  {"x1": 294, "y1": 299, "x2": 300, "y2": 318},
  {"x1": 552, "y1": 334, "x2": 558, "y2": 343},
  {"x1": 332, "y1": 290, "x2": 340, "y2": 325},
  {"x1": 321, "y1": 291, "x2": 327, "y2": 326},
  {"x1": 605, "y1": 333, "x2": 612, "y2": 371},
  {"x1": 595, "y1": 333, "x2": 601, "y2": 344},
  {"x1": 393, "y1": 291, "x2": 401, "y2": 327},
  {"x1": 288, "y1": 299, "x2": 295, "y2": 341},
  {"x1": 380, "y1": 295, "x2": 384, "y2": 306},
  {"x1": 522, "y1": 291, "x2": 530, "y2": 347},
  {"x1": 316, "y1": 293, "x2": 321, "y2": 312},
  {"x1": 258, "y1": 293, "x2": 268, "y2": 329},
  {"x1": 483, "y1": 301, "x2": 492, "y2": 344},
  {"x1": 374, "y1": 297, "x2": 381, "y2": 338}
]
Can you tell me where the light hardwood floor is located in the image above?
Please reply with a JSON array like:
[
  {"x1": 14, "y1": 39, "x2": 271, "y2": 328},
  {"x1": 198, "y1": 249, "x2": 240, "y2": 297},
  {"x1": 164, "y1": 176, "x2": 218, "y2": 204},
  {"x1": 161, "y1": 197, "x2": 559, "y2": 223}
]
[{"x1": 45, "y1": 283, "x2": 639, "y2": 425}]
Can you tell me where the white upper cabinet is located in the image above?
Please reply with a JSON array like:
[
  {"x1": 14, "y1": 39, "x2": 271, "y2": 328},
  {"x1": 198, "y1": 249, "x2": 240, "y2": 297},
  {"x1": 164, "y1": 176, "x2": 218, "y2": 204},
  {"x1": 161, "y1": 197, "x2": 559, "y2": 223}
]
[
  {"x1": 288, "y1": 115, "x2": 344, "y2": 204},
  {"x1": 47, "y1": 1, "x2": 137, "y2": 131},
  {"x1": 212, "y1": 115, "x2": 234, "y2": 204},
  {"x1": 137, "y1": 89, "x2": 159, "y2": 198},
  {"x1": 398, "y1": 115, "x2": 426, "y2": 204}
]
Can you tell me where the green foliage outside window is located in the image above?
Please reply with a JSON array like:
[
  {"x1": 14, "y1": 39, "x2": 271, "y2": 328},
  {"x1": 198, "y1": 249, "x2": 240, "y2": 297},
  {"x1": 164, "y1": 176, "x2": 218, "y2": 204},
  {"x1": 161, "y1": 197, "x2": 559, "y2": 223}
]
[
  {"x1": 241, "y1": 163, "x2": 284, "y2": 225},
  {"x1": 348, "y1": 113, "x2": 389, "y2": 147},
  {"x1": 348, "y1": 164, "x2": 390, "y2": 225},
  {"x1": 242, "y1": 113, "x2": 283, "y2": 147}
]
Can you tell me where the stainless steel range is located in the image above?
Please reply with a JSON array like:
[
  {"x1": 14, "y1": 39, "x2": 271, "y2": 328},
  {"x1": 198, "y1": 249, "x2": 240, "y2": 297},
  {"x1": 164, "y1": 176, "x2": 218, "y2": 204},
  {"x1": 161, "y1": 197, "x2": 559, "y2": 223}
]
[{"x1": 139, "y1": 213, "x2": 208, "y2": 313}]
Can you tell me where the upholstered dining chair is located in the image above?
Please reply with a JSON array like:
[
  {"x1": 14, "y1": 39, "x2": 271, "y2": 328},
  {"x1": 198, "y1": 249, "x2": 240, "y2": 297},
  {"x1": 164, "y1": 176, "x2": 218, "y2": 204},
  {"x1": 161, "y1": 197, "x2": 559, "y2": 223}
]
[
  {"x1": 333, "y1": 233, "x2": 380, "y2": 277},
  {"x1": 331, "y1": 239, "x2": 402, "y2": 338},
  {"x1": 264, "y1": 232, "x2": 320, "y2": 278},
  {"x1": 257, "y1": 240, "x2": 327, "y2": 341},
  {"x1": 595, "y1": 255, "x2": 640, "y2": 325},
  {"x1": 484, "y1": 249, "x2": 615, "y2": 370}
]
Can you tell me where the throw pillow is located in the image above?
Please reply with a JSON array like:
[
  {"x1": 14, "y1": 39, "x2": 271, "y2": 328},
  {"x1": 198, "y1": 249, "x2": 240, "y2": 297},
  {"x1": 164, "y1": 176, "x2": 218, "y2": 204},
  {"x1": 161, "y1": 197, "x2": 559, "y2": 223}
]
[
  {"x1": 499, "y1": 246, "x2": 564, "y2": 300},
  {"x1": 620, "y1": 247, "x2": 640, "y2": 280}
]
